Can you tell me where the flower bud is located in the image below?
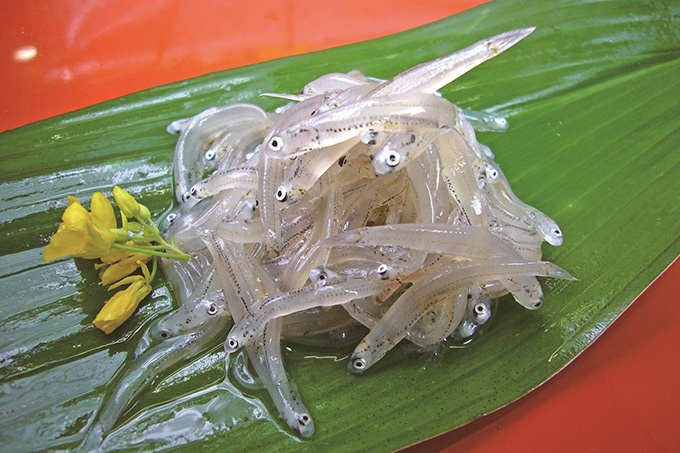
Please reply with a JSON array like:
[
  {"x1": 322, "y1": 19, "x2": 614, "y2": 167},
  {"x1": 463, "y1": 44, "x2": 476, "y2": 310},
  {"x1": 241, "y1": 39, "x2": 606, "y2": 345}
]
[
  {"x1": 126, "y1": 221, "x2": 143, "y2": 234},
  {"x1": 137, "y1": 204, "x2": 151, "y2": 222},
  {"x1": 93, "y1": 277, "x2": 152, "y2": 334},
  {"x1": 113, "y1": 186, "x2": 140, "y2": 219},
  {"x1": 109, "y1": 228, "x2": 130, "y2": 242}
]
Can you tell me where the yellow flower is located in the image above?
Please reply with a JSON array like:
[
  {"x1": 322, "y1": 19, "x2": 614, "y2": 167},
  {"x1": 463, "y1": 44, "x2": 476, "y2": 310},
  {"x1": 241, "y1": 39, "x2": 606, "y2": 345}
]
[
  {"x1": 93, "y1": 263, "x2": 152, "y2": 334},
  {"x1": 43, "y1": 194, "x2": 116, "y2": 261},
  {"x1": 98, "y1": 248, "x2": 152, "y2": 286}
]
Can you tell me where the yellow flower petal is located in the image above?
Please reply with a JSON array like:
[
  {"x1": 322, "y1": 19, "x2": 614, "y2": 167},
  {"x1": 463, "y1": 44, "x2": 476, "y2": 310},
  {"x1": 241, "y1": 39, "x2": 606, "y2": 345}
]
[
  {"x1": 139, "y1": 260, "x2": 151, "y2": 281},
  {"x1": 100, "y1": 248, "x2": 134, "y2": 264},
  {"x1": 108, "y1": 274, "x2": 144, "y2": 290},
  {"x1": 91, "y1": 192, "x2": 116, "y2": 229},
  {"x1": 93, "y1": 280, "x2": 152, "y2": 334},
  {"x1": 61, "y1": 199, "x2": 90, "y2": 226},
  {"x1": 43, "y1": 227, "x2": 85, "y2": 261},
  {"x1": 99, "y1": 252, "x2": 152, "y2": 286},
  {"x1": 43, "y1": 196, "x2": 116, "y2": 261},
  {"x1": 88, "y1": 214, "x2": 116, "y2": 248}
]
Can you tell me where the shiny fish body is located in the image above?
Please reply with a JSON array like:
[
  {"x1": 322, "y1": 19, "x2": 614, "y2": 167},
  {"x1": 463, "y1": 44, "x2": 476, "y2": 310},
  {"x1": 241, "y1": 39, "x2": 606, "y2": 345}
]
[
  {"x1": 264, "y1": 91, "x2": 457, "y2": 160},
  {"x1": 173, "y1": 104, "x2": 269, "y2": 204},
  {"x1": 82, "y1": 291, "x2": 230, "y2": 448},
  {"x1": 349, "y1": 260, "x2": 573, "y2": 373},
  {"x1": 90, "y1": 27, "x2": 575, "y2": 441}
]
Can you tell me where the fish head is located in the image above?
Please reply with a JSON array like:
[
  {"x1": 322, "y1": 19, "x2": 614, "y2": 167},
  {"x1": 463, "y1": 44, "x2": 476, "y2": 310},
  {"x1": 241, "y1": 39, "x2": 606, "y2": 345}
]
[
  {"x1": 150, "y1": 290, "x2": 228, "y2": 341},
  {"x1": 263, "y1": 125, "x2": 321, "y2": 160}
]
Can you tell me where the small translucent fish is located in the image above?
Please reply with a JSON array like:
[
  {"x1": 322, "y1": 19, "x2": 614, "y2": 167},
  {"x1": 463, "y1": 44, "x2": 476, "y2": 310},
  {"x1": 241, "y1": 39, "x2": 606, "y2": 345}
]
[
  {"x1": 95, "y1": 26, "x2": 577, "y2": 446},
  {"x1": 82, "y1": 291, "x2": 230, "y2": 448}
]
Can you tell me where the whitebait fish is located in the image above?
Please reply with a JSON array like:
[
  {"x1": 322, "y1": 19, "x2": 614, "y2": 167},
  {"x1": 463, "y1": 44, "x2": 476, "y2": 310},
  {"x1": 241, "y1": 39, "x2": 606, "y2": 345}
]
[
  {"x1": 348, "y1": 260, "x2": 573, "y2": 373},
  {"x1": 172, "y1": 104, "x2": 270, "y2": 204},
  {"x1": 91, "y1": 27, "x2": 574, "y2": 443},
  {"x1": 263, "y1": 91, "x2": 458, "y2": 160},
  {"x1": 82, "y1": 291, "x2": 230, "y2": 448}
]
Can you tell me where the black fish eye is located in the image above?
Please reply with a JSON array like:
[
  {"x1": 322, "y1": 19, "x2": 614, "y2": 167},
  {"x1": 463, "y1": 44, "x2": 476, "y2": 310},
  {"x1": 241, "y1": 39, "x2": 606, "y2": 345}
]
[
  {"x1": 269, "y1": 136, "x2": 283, "y2": 151},
  {"x1": 275, "y1": 186, "x2": 288, "y2": 202},
  {"x1": 207, "y1": 303, "x2": 218, "y2": 315},
  {"x1": 386, "y1": 151, "x2": 400, "y2": 167}
]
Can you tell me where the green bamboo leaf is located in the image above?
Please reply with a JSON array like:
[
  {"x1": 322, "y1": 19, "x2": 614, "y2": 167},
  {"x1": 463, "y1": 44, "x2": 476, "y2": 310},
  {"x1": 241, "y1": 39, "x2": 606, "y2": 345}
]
[{"x1": 0, "y1": 0, "x2": 678, "y2": 451}]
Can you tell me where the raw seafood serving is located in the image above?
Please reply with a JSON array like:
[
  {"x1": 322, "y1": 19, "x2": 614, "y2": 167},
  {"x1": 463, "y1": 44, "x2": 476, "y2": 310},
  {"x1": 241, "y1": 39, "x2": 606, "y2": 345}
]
[{"x1": 77, "y1": 27, "x2": 574, "y2": 445}]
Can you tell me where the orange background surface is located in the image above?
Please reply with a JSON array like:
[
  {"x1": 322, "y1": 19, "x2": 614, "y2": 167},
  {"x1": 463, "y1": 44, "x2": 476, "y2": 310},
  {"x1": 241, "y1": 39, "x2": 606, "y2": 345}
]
[{"x1": 2, "y1": 1, "x2": 679, "y2": 451}]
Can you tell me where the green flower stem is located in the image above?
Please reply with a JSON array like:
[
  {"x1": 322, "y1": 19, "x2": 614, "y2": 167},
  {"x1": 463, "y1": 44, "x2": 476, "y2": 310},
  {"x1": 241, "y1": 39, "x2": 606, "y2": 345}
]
[
  {"x1": 129, "y1": 235, "x2": 155, "y2": 244},
  {"x1": 137, "y1": 218, "x2": 189, "y2": 259},
  {"x1": 149, "y1": 256, "x2": 158, "y2": 281},
  {"x1": 135, "y1": 244, "x2": 172, "y2": 251},
  {"x1": 110, "y1": 242, "x2": 190, "y2": 261}
]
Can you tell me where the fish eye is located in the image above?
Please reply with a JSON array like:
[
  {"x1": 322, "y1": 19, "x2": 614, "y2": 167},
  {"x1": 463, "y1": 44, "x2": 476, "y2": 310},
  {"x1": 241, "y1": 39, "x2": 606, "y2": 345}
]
[
  {"x1": 275, "y1": 186, "x2": 288, "y2": 202},
  {"x1": 183, "y1": 192, "x2": 192, "y2": 202},
  {"x1": 159, "y1": 330, "x2": 170, "y2": 339},
  {"x1": 338, "y1": 156, "x2": 347, "y2": 167},
  {"x1": 377, "y1": 264, "x2": 388, "y2": 275},
  {"x1": 360, "y1": 129, "x2": 379, "y2": 145},
  {"x1": 486, "y1": 166, "x2": 499, "y2": 179},
  {"x1": 268, "y1": 136, "x2": 283, "y2": 152},
  {"x1": 190, "y1": 186, "x2": 197, "y2": 195},
  {"x1": 352, "y1": 358, "x2": 366, "y2": 370},
  {"x1": 227, "y1": 337, "x2": 239, "y2": 351},
  {"x1": 207, "y1": 303, "x2": 218, "y2": 315},
  {"x1": 166, "y1": 213, "x2": 177, "y2": 223},
  {"x1": 552, "y1": 228, "x2": 562, "y2": 237},
  {"x1": 386, "y1": 151, "x2": 400, "y2": 167},
  {"x1": 473, "y1": 301, "x2": 491, "y2": 323},
  {"x1": 205, "y1": 149, "x2": 215, "y2": 161},
  {"x1": 310, "y1": 267, "x2": 328, "y2": 282}
]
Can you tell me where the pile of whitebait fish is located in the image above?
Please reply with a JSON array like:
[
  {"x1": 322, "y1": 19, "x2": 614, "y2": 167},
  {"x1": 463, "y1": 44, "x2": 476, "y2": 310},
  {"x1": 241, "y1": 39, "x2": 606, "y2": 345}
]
[{"x1": 85, "y1": 27, "x2": 575, "y2": 443}]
